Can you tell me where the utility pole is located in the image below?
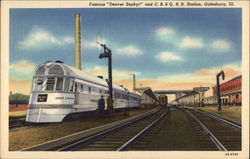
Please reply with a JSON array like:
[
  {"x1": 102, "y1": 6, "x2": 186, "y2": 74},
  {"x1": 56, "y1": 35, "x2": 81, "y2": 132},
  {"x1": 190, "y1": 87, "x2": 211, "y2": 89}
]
[
  {"x1": 216, "y1": 70, "x2": 225, "y2": 111},
  {"x1": 98, "y1": 42, "x2": 114, "y2": 117}
]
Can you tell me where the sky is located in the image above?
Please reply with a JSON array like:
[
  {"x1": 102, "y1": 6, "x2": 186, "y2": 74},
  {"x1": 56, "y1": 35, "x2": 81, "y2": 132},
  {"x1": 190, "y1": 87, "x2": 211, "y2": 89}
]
[{"x1": 9, "y1": 8, "x2": 242, "y2": 99}]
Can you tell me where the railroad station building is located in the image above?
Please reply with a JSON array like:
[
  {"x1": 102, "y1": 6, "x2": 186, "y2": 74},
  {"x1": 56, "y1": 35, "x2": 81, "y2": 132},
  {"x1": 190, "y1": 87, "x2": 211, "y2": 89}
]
[
  {"x1": 212, "y1": 75, "x2": 242, "y2": 106},
  {"x1": 135, "y1": 87, "x2": 158, "y2": 108},
  {"x1": 175, "y1": 87, "x2": 209, "y2": 107},
  {"x1": 9, "y1": 100, "x2": 28, "y2": 112}
]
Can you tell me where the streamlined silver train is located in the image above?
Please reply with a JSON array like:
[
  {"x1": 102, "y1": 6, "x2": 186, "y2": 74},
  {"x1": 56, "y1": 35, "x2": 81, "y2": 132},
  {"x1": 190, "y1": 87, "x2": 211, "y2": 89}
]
[{"x1": 26, "y1": 61, "x2": 141, "y2": 122}]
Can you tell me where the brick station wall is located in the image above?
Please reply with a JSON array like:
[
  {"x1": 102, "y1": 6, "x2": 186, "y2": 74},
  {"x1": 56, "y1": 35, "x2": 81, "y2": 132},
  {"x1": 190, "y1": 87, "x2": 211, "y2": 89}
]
[{"x1": 212, "y1": 75, "x2": 242, "y2": 105}]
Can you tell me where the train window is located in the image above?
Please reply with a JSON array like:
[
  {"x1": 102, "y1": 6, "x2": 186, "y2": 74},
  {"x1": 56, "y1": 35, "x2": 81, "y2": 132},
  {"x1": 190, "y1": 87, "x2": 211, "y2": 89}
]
[
  {"x1": 64, "y1": 78, "x2": 70, "y2": 91},
  {"x1": 88, "y1": 86, "x2": 91, "y2": 93},
  {"x1": 46, "y1": 77, "x2": 55, "y2": 91},
  {"x1": 69, "y1": 79, "x2": 74, "y2": 92},
  {"x1": 114, "y1": 92, "x2": 121, "y2": 99},
  {"x1": 56, "y1": 78, "x2": 63, "y2": 91},
  {"x1": 81, "y1": 85, "x2": 84, "y2": 92},
  {"x1": 34, "y1": 79, "x2": 43, "y2": 91},
  {"x1": 122, "y1": 94, "x2": 127, "y2": 99},
  {"x1": 75, "y1": 83, "x2": 78, "y2": 92}
]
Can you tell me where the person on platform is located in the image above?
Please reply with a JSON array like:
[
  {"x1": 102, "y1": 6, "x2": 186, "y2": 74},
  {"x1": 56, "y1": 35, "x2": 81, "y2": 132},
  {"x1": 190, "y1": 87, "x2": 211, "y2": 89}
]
[{"x1": 98, "y1": 95, "x2": 105, "y2": 118}]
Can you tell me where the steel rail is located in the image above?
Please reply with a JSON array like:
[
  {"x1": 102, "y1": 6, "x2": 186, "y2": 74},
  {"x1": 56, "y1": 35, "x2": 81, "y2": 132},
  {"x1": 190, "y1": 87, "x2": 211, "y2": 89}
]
[
  {"x1": 117, "y1": 108, "x2": 169, "y2": 151},
  {"x1": 194, "y1": 109, "x2": 241, "y2": 130},
  {"x1": 9, "y1": 123, "x2": 30, "y2": 129},
  {"x1": 58, "y1": 108, "x2": 160, "y2": 151},
  {"x1": 183, "y1": 107, "x2": 241, "y2": 130},
  {"x1": 9, "y1": 116, "x2": 26, "y2": 121},
  {"x1": 185, "y1": 110, "x2": 227, "y2": 151}
]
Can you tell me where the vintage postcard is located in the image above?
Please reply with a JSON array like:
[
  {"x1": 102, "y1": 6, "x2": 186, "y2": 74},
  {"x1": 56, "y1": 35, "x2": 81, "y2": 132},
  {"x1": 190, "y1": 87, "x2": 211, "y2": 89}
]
[{"x1": 1, "y1": 0, "x2": 249, "y2": 159}]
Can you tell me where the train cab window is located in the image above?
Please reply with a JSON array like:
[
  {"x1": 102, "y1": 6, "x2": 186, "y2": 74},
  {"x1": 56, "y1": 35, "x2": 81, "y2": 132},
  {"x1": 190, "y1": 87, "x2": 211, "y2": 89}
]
[
  {"x1": 81, "y1": 85, "x2": 84, "y2": 92},
  {"x1": 56, "y1": 78, "x2": 63, "y2": 91},
  {"x1": 64, "y1": 78, "x2": 70, "y2": 91},
  {"x1": 69, "y1": 79, "x2": 74, "y2": 92},
  {"x1": 34, "y1": 79, "x2": 43, "y2": 91},
  {"x1": 88, "y1": 86, "x2": 91, "y2": 94},
  {"x1": 64, "y1": 78, "x2": 74, "y2": 92},
  {"x1": 46, "y1": 77, "x2": 55, "y2": 91},
  {"x1": 74, "y1": 83, "x2": 78, "y2": 92}
]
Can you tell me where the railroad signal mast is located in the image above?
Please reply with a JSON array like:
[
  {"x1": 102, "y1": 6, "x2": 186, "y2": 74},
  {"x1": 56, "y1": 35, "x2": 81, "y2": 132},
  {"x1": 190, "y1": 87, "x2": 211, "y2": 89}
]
[
  {"x1": 98, "y1": 42, "x2": 113, "y2": 100},
  {"x1": 216, "y1": 70, "x2": 225, "y2": 111},
  {"x1": 98, "y1": 42, "x2": 114, "y2": 117}
]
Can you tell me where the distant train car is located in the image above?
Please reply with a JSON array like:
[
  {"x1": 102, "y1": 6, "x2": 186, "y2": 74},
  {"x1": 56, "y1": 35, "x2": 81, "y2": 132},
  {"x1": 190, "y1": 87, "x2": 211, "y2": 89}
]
[
  {"x1": 26, "y1": 61, "x2": 141, "y2": 123},
  {"x1": 158, "y1": 95, "x2": 168, "y2": 107}
]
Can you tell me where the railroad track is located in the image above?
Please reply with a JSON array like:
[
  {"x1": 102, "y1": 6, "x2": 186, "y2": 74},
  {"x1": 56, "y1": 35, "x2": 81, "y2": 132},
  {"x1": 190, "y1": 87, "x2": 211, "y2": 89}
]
[
  {"x1": 184, "y1": 108, "x2": 241, "y2": 151},
  {"x1": 9, "y1": 116, "x2": 50, "y2": 131},
  {"x1": 57, "y1": 108, "x2": 169, "y2": 151},
  {"x1": 9, "y1": 116, "x2": 28, "y2": 129}
]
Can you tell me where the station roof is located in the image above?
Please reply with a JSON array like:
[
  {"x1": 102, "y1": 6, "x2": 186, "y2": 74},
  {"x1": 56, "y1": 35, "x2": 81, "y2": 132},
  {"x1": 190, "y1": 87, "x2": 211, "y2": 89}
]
[
  {"x1": 174, "y1": 87, "x2": 209, "y2": 101},
  {"x1": 135, "y1": 87, "x2": 158, "y2": 101},
  {"x1": 154, "y1": 90, "x2": 193, "y2": 94},
  {"x1": 212, "y1": 75, "x2": 242, "y2": 88},
  {"x1": 174, "y1": 90, "x2": 199, "y2": 101}
]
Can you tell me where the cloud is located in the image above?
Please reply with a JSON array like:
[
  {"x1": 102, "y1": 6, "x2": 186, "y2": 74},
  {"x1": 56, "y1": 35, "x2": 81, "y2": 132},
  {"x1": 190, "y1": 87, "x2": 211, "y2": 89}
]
[
  {"x1": 155, "y1": 27, "x2": 176, "y2": 41},
  {"x1": 211, "y1": 39, "x2": 232, "y2": 52},
  {"x1": 10, "y1": 80, "x2": 32, "y2": 95},
  {"x1": 18, "y1": 26, "x2": 73, "y2": 50},
  {"x1": 193, "y1": 64, "x2": 241, "y2": 80},
  {"x1": 115, "y1": 63, "x2": 241, "y2": 98},
  {"x1": 10, "y1": 60, "x2": 35, "y2": 70},
  {"x1": 116, "y1": 45, "x2": 143, "y2": 56},
  {"x1": 86, "y1": 65, "x2": 140, "y2": 81},
  {"x1": 9, "y1": 60, "x2": 36, "y2": 80},
  {"x1": 179, "y1": 36, "x2": 204, "y2": 49},
  {"x1": 63, "y1": 37, "x2": 74, "y2": 43},
  {"x1": 155, "y1": 52, "x2": 184, "y2": 63}
]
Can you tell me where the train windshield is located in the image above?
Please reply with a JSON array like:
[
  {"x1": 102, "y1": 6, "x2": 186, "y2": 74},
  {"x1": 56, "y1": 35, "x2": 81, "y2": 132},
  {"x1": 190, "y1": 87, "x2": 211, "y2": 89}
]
[
  {"x1": 46, "y1": 77, "x2": 55, "y2": 90},
  {"x1": 33, "y1": 77, "x2": 74, "y2": 92}
]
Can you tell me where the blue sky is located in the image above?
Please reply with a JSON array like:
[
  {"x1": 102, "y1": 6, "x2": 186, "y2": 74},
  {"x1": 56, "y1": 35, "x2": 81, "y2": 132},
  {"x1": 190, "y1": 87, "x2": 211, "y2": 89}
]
[{"x1": 9, "y1": 8, "x2": 242, "y2": 93}]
